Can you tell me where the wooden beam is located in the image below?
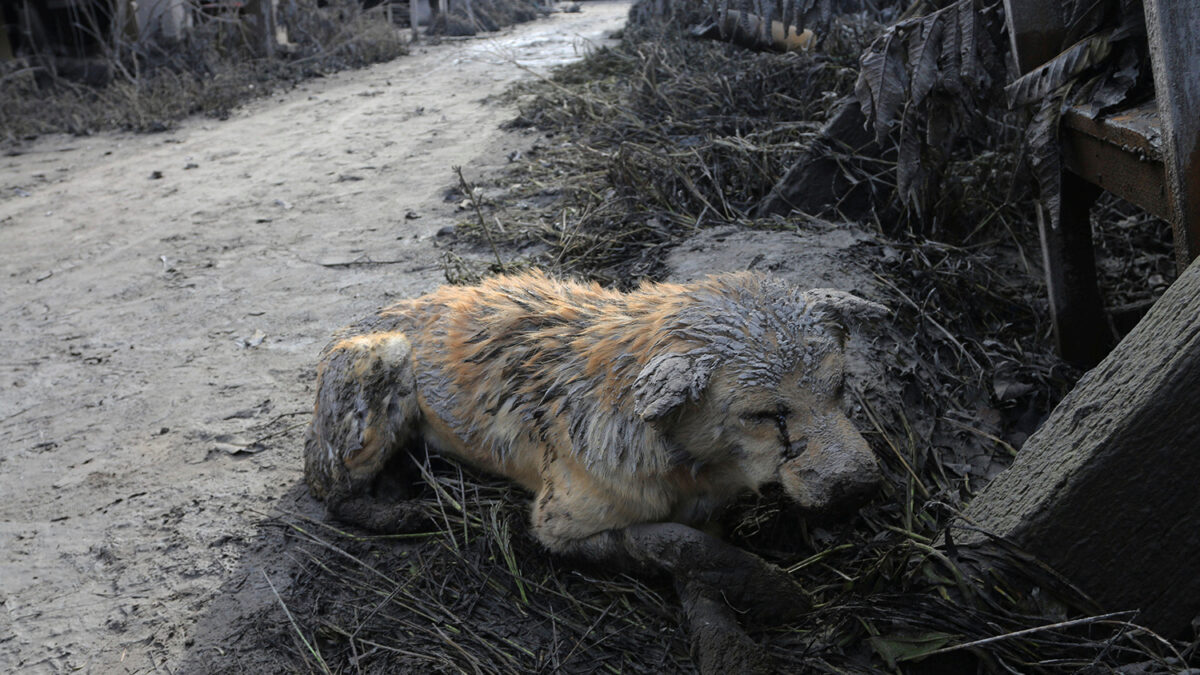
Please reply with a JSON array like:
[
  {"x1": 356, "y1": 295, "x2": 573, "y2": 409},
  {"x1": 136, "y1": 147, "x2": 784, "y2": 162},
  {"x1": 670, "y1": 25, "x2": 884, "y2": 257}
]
[
  {"x1": 1061, "y1": 100, "x2": 1170, "y2": 221},
  {"x1": 1036, "y1": 172, "x2": 1112, "y2": 367},
  {"x1": 959, "y1": 256, "x2": 1200, "y2": 636},
  {"x1": 1143, "y1": 0, "x2": 1200, "y2": 267},
  {"x1": 1001, "y1": 0, "x2": 1065, "y2": 75}
]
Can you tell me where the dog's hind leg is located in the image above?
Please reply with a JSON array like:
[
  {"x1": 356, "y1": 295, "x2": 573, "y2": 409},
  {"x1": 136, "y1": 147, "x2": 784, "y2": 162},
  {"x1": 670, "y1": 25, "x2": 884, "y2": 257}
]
[{"x1": 303, "y1": 333, "x2": 427, "y2": 532}]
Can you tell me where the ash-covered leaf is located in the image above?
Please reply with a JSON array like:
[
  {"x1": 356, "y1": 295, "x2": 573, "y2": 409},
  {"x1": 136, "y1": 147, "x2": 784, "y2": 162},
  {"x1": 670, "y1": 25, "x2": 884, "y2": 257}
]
[
  {"x1": 800, "y1": 0, "x2": 832, "y2": 32},
  {"x1": 907, "y1": 10, "x2": 945, "y2": 108},
  {"x1": 938, "y1": 2, "x2": 965, "y2": 97},
  {"x1": 897, "y1": 102, "x2": 925, "y2": 210},
  {"x1": 1088, "y1": 43, "x2": 1141, "y2": 116},
  {"x1": 1061, "y1": 0, "x2": 1112, "y2": 46},
  {"x1": 852, "y1": 0, "x2": 1003, "y2": 214},
  {"x1": 1026, "y1": 85, "x2": 1073, "y2": 231},
  {"x1": 856, "y1": 28, "x2": 909, "y2": 144},
  {"x1": 739, "y1": 0, "x2": 753, "y2": 36},
  {"x1": 782, "y1": 0, "x2": 796, "y2": 38},
  {"x1": 760, "y1": 0, "x2": 775, "y2": 44},
  {"x1": 1004, "y1": 30, "x2": 1114, "y2": 107},
  {"x1": 956, "y1": 1, "x2": 978, "y2": 88}
]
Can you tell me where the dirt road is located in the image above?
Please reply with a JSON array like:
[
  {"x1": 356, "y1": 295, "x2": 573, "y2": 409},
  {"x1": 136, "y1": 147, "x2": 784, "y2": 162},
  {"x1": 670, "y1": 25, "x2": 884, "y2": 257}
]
[{"x1": 0, "y1": 5, "x2": 628, "y2": 672}]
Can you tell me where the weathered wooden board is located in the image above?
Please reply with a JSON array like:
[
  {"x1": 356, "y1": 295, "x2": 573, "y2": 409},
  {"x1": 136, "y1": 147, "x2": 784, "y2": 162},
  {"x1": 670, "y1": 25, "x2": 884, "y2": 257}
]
[
  {"x1": 1143, "y1": 0, "x2": 1200, "y2": 266},
  {"x1": 1001, "y1": 0, "x2": 1066, "y2": 75},
  {"x1": 960, "y1": 257, "x2": 1200, "y2": 636}
]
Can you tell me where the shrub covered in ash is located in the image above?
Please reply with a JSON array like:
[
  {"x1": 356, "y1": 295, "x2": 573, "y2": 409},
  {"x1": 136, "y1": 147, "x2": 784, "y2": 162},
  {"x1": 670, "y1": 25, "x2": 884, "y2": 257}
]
[{"x1": 1, "y1": 0, "x2": 404, "y2": 139}]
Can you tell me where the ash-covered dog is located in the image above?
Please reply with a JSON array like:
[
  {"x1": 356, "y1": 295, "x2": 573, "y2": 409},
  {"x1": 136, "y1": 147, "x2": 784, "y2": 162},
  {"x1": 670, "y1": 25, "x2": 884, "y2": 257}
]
[{"x1": 304, "y1": 271, "x2": 887, "y2": 673}]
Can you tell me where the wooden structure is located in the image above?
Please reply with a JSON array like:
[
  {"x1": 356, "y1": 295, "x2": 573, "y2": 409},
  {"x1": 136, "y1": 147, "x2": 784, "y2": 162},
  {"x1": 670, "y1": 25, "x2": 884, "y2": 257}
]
[
  {"x1": 1004, "y1": 0, "x2": 1200, "y2": 366},
  {"x1": 959, "y1": 254, "x2": 1200, "y2": 637}
]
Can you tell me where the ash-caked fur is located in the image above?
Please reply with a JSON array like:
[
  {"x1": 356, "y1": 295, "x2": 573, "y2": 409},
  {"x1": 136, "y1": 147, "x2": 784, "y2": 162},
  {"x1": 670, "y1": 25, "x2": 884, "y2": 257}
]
[{"x1": 304, "y1": 271, "x2": 887, "y2": 554}]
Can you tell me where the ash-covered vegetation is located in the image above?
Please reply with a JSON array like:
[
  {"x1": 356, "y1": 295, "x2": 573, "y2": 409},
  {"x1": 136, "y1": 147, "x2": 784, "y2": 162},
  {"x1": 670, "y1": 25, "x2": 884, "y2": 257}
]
[
  {"x1": 0, "y1": 0, "x2": 547, "y2": 141},
  {"x1": 1, "y1": 1, "x2": 408, "y2": 138}
]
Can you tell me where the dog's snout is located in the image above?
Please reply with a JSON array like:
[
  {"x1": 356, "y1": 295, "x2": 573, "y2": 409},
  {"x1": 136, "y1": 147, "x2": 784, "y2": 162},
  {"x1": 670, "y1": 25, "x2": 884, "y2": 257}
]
[{"x1": 779, "y1": 412, "x2": 881, "y2": 514}]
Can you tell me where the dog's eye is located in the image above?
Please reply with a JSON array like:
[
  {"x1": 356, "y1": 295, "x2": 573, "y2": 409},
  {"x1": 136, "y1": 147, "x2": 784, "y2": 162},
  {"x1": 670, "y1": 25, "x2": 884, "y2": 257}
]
[
  {"x1": 782, "y1": 436, "x2": 806, "y2": 461},
  {"x1": 739, "y1": 407, "x2": 791, "y2": 423}
]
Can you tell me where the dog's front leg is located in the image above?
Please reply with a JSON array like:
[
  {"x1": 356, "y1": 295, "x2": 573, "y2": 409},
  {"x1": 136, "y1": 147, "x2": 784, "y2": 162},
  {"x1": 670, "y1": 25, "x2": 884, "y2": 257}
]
[
  {"x1": 616, "y1": 522, "x2": 811, "y2": 622},
  {"x1": 564, "y1": 522, "x2": 810, "y2": 674}
]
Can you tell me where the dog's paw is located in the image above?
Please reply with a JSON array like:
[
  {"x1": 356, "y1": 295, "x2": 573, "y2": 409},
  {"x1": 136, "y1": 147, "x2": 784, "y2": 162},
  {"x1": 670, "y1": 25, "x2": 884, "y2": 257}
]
[
  {"x1": 680, "y1": 585, "x2": 777, "y2": 675},
  {"x1": 621, "y1": 522, "x2": 811, "y2": 623},
  {"x1": 725, "y1": 558, "x2": 811, "y2": 624}
]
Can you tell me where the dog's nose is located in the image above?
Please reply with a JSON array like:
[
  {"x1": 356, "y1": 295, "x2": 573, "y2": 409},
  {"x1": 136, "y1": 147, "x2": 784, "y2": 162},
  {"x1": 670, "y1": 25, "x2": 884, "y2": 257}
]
[
  {"x1": 832, "y1": 455, "x2": 883, "y2": 504},
  {"x1": 779, "y1": 414, "x2": 881, "y2": 514}
]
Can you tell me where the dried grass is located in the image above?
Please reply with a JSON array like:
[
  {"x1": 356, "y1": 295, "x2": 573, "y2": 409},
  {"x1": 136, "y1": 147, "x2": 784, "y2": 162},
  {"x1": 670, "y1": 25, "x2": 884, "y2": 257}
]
[
  {"x1": 1, "y1": 0, "x2": 557, "y2": 142},
  {"x1": 1, "y1": 0, "x2": 407, "y2": 141}
]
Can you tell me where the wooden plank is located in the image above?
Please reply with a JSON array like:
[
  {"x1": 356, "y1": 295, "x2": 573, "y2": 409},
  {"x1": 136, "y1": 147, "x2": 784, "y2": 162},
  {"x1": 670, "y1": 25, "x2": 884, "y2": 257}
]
[
  {"x1": 1061, "y1": 102, "x2": 1170, "y2": 220},
  {"x1": 1143, "y1": 0, "x2": 1200, "y2": 267},
  {"x1": 1062, "y1": 129, "x2": 1169, "y2": 220},
  {"x1": 959, "y1": 255, "x2": 1200, "y2": 636},
  {"x1": 1062, "y1": 99, "x2": 1162, "y2": 160},
  {"x1": 1002, "y1": 0, "x2": 1065, "y2": 75},
  {"x1": 1037, "y1": 172, "x2": 1112, "y2": 367}
]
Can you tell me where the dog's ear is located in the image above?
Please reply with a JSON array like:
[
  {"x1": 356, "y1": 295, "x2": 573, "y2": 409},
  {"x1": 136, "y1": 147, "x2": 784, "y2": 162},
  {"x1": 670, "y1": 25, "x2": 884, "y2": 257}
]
[
  {"x1": 633, "y1": 352, "x2": 717, "y2": 422},
  {"x1": 803, "y1": 290, "x2": 890, "y2": 340}
]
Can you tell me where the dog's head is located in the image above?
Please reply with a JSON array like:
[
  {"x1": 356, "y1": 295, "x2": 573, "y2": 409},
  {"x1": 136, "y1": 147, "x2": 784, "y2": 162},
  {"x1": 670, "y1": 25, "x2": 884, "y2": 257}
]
[{"x1": 634, "y1": 274, "x2": 886, "y2": 515}]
